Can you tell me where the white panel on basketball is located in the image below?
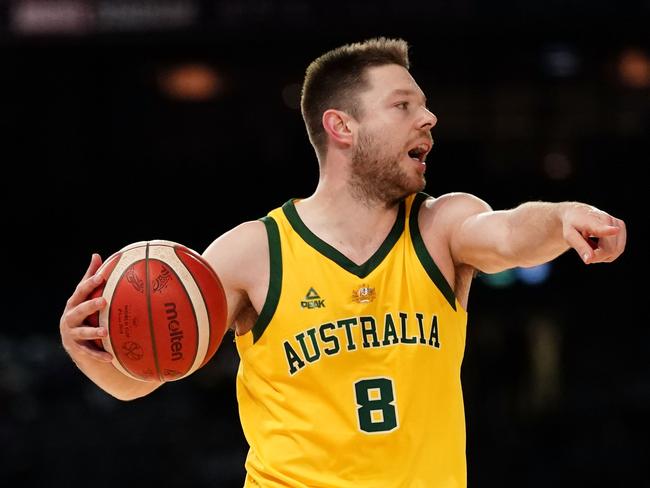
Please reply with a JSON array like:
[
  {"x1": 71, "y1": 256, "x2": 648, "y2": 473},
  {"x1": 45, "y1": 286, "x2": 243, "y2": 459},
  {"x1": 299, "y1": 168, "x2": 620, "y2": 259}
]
[
  {"x1": 148, "y1": 243, "x2": 210, "y2": 378},
  {"x1": 120, "y1": 240, "x2": 150, "y2": 253},
  {"x1": 99, "y1": 245, "x2": 148, "y2": 380}
]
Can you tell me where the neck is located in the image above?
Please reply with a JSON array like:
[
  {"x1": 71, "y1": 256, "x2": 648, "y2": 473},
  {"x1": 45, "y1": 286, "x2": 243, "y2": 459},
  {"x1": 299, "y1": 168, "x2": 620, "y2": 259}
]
[{"x1": 295, "y1": 175, "x2": 403, "y2": 262}]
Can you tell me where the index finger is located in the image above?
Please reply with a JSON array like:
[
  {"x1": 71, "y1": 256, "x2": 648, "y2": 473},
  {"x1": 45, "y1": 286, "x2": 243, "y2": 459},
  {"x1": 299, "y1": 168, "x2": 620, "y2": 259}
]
[
  {"x1": 67, "y1": 254, "x2": 104, "y2": 309},
  {"x1": 585, "y1": 223, "x2": 620, "y2": 238},
  {"x1": 82, "y1": 253, "x2": 103, "y2": 281}
]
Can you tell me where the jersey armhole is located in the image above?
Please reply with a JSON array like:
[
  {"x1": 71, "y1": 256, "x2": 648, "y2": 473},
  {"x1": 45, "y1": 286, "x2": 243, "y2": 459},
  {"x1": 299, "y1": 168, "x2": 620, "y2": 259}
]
[
  {"x1": 409, "y1": 192, "x2": 458, "y2": 311},
  {"x1": 251, "y1": 216, "x2": 283, "y2": 343}
]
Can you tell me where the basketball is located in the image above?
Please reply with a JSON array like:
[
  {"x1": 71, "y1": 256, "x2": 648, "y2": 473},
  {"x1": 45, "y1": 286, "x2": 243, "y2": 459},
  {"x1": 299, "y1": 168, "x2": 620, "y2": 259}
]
[{"x1": 88, "y1": 240, "x2": 228, "y2": 382}]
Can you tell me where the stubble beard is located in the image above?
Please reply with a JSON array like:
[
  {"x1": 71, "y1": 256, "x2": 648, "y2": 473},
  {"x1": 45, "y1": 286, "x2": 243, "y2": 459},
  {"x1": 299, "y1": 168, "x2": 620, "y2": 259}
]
[{"x1": 350, "y1": 130, "x2": 426, "y2": 207}]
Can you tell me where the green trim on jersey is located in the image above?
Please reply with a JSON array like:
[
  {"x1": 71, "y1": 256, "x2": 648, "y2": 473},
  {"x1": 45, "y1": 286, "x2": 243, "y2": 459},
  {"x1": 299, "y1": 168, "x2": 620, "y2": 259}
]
[
  {"x1": 281, "y1": 199, "x2": 406, "y2": 279},
  {"x1": 253, "y1": 216, "x2": 283, "y2": 343},
  {"x1": 410, "y1": 193, "x2": 457, "y2": 311}
]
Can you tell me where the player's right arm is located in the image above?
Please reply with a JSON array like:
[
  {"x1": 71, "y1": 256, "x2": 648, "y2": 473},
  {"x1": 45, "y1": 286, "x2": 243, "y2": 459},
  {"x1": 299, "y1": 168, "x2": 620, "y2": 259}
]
[
  {"x1": 60, "y1": 253, "x2": 163, "y2": 401},
  {"x1": 60, "y1": 221, "x2": 266, "y2": 401},
  {"x1": 201, "y1": 220, "x2": 269, "y2": 336}
]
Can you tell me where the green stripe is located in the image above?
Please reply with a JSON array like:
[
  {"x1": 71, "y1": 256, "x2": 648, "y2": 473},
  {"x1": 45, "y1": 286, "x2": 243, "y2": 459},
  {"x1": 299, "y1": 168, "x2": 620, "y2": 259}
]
[
  {"x1": 252, "y1": 216, "x2": 283, "y2": 343},
  {"x1": 282, "y1": 199, "x2": 405, "y2": 279},
  {"x1": 409, "y1": 193, "x2": 457, "y2": 311}
]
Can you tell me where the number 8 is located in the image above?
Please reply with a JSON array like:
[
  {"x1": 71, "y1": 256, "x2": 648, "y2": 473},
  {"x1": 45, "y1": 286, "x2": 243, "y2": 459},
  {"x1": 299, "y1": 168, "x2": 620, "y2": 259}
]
[{"x1": 354, "y1": 377, "x2": 399, "y2": 434}]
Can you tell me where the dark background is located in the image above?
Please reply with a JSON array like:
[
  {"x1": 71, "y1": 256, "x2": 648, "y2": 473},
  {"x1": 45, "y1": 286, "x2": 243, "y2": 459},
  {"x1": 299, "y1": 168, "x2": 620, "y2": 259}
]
[{"x1": 1, "y1": 1, "x2": 648, "y2": 486}]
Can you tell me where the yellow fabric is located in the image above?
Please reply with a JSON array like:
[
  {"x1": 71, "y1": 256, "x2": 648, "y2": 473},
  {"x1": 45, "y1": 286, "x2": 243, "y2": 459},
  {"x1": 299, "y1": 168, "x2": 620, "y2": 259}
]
[{"x1": 236, "y1": 193, "x2": 468, "y2": 488}]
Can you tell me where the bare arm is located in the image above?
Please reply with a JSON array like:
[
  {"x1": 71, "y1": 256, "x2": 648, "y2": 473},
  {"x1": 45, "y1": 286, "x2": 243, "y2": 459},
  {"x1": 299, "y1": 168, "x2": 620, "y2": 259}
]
[
  {"x1": 201, "y1": 220, "x2": 268, "y2": 335},
  {"x1": 59, "y1": 222, "x2": 266, "y2": 400},
  {"x1": 439, "y1": 194, "x2": 626, "y2": 274}
]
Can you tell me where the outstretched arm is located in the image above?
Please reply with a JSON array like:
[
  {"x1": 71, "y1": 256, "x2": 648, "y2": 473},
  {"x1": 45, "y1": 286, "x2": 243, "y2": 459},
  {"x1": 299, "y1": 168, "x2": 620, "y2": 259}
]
[{"x1": 441, "y1": 194, "x2": 626, "y2": 274}]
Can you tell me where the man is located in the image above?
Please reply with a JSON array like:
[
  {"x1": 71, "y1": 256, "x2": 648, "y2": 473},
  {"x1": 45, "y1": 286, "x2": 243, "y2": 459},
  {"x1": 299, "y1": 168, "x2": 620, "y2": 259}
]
[{"x1": 60, "y1": 38, "x2": 626, "y2": 487}]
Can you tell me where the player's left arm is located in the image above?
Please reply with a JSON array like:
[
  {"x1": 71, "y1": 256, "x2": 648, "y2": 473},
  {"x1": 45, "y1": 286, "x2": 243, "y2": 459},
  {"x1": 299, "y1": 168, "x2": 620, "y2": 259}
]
[{"x1": 439, "y1": 193, "x2": 626, "y2": 274}]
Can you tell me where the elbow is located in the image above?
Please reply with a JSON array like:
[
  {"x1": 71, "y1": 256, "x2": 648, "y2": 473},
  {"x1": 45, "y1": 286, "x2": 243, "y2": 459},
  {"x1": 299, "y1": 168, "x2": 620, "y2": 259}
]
[
  {"x1": 474, "y1": 260, "x2": 515, "y2": 275},
  {"x1": 100, "y1": 388, "x2": 143, "y2": 402},
  {"x1": 98, "y1": 381, "x2": 162, "y2": 402},
  {"x1": 472, "y1": 241, "x2": 519, "y2": 275},
  {"x1": 110, "y1": 392, "x2": 143, "y2": 402},
  {"x1": 478, "y1": 250, "x2": 548, "y2": 274}
]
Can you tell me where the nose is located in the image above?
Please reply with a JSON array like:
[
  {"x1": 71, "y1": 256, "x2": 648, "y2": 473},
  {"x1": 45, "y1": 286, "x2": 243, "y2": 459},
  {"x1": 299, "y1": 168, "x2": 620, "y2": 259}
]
[{"x1": 419, "y1": 106, "x2": 437, "y2": 130}]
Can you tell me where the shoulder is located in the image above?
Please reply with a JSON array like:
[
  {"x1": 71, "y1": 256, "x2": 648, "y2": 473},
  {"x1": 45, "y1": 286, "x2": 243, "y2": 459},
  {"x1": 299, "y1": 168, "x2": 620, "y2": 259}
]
[
  {"x1": 410, "y1": 193, "x2": 491, "y2": 307},
  {"x1": 200, "y1": 220, "x2": 271, "y2": 329},
  {"x1": 417, "y1": 192, "x2": 492, "y2": 232},
  {"x1": 206, "y1": 219, "x2": 268, "y2": 247},
  {"x1": 419, "y1": 192, "x2": 492, "y2": 217},
  {"x1": 203, "y1": 220, "x2": 269, "y2": 288},
  {"x1": 202, "y1": 220, "x2": 268, "y2": 277}
]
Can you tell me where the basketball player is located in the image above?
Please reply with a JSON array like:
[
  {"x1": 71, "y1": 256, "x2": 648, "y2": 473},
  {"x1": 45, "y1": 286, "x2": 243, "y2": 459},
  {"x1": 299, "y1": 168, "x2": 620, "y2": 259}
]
[{"x1": 60, "y1": 38, "x2": 626, "y2": 487}]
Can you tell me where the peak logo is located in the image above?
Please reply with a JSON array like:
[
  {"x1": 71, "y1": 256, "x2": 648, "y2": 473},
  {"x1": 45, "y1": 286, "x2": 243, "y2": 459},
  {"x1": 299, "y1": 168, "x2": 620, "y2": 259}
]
[{"x1": 301, "y1": 287, "x2": 326, "y2": 309}]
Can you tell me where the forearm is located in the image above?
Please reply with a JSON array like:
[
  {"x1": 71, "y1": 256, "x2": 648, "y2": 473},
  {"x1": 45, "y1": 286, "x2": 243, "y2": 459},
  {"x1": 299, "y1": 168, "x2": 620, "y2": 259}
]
[
  {"x1": 503, "y1": 201, "x2": 574, "y2": 267},
  {"x1": 446, "y1": 192, "x2": 624, "y2": 273},
  {"x1": 68, "y1": 351, "x2": 162, "y2": 401}
]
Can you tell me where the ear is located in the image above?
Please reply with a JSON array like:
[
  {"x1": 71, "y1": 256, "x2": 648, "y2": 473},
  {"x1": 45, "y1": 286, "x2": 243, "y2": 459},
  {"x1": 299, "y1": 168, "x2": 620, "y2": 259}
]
[{"x1": 322, "y1": 109, "x2": 354, "y2": 148}]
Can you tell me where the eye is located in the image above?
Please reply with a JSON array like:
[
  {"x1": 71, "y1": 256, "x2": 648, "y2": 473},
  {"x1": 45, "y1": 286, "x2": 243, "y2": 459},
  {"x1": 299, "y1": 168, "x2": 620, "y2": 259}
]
[{"x1": 395, "y1": 101, "x2": 409, "y2": 110}]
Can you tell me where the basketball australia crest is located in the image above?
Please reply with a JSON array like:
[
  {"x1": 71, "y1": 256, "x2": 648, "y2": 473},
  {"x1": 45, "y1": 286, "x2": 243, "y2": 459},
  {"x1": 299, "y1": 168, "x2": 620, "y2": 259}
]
[{"x1": 352, "y1": 284, "x2": 376, "y2": 303}]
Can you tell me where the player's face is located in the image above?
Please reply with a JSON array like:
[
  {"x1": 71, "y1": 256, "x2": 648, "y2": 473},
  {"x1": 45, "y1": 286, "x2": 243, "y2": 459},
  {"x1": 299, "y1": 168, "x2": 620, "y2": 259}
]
[{"x1": 350, "y1": 64, "x2": 436, "y2": 205}]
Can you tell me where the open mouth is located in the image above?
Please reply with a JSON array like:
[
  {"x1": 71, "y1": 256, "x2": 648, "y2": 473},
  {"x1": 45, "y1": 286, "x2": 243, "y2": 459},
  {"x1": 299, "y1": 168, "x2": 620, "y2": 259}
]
[{"x1": 407, "y1": 143, "x2": 430, "y2": 163}]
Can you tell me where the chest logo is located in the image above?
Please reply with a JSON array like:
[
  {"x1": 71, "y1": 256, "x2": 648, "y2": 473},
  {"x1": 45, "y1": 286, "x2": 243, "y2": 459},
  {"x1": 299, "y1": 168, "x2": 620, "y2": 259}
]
[
  {"x1": 301, "y1": 287, "x2": 326, "y2": 309},
  {"x1": 352, "y1": 284, "x2": 376, "y2": 303}
]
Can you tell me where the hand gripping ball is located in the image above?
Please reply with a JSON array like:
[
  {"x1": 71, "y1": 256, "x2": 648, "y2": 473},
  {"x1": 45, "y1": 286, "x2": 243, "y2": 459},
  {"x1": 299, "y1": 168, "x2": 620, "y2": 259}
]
[{"x1": 90, "y1": 240, "x2": 228, "y2": 382}]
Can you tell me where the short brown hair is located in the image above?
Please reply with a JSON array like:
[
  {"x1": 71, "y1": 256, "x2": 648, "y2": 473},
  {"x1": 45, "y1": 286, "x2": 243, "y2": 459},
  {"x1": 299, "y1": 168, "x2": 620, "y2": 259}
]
[{"x1": 300, "y1": 37, "x2": 410, "y2": 160}]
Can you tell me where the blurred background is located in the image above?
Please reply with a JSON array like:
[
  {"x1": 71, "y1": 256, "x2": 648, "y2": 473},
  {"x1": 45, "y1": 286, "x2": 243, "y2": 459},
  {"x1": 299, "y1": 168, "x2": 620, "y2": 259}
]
[{"x1": 1, "y1": 0, "x2": 648, "y2": 486}]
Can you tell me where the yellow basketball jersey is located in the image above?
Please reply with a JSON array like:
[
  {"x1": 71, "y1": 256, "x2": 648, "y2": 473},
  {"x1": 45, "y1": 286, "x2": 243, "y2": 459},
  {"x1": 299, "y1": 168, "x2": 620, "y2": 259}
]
[{"x1": 235, "y1": 193, "x2": 468, "y2": 488}]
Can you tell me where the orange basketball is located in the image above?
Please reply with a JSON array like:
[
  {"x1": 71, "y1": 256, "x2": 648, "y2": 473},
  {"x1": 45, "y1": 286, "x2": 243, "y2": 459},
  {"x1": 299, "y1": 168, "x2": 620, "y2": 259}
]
[{"x1": 89, "y1": 240, "x2": 228, "y2": 382}]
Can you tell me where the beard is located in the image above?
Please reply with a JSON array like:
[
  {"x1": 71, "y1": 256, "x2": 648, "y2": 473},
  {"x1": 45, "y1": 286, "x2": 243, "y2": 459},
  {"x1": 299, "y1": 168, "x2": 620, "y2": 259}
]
[{"x1": 350, "y1": 128, "x2": 426, "y2": 206}]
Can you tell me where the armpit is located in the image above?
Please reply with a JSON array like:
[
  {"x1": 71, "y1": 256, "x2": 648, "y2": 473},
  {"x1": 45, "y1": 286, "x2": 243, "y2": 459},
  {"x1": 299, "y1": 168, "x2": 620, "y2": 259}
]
[{"x1": 234, "y1": 300, "x2": 259, "y2": 336}]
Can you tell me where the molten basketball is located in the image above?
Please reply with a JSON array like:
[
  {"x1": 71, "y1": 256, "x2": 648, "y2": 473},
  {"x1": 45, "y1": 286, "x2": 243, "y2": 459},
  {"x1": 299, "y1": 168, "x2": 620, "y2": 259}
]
[{"x1": 89, "y1": 240, "x2": 228, "y2": 382}]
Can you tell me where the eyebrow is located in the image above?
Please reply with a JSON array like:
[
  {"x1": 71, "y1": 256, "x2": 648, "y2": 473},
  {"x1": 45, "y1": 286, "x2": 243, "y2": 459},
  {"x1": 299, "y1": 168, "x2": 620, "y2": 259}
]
[{"x1": 388, "y1": 88, "x2": 427, "y2": 104}]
